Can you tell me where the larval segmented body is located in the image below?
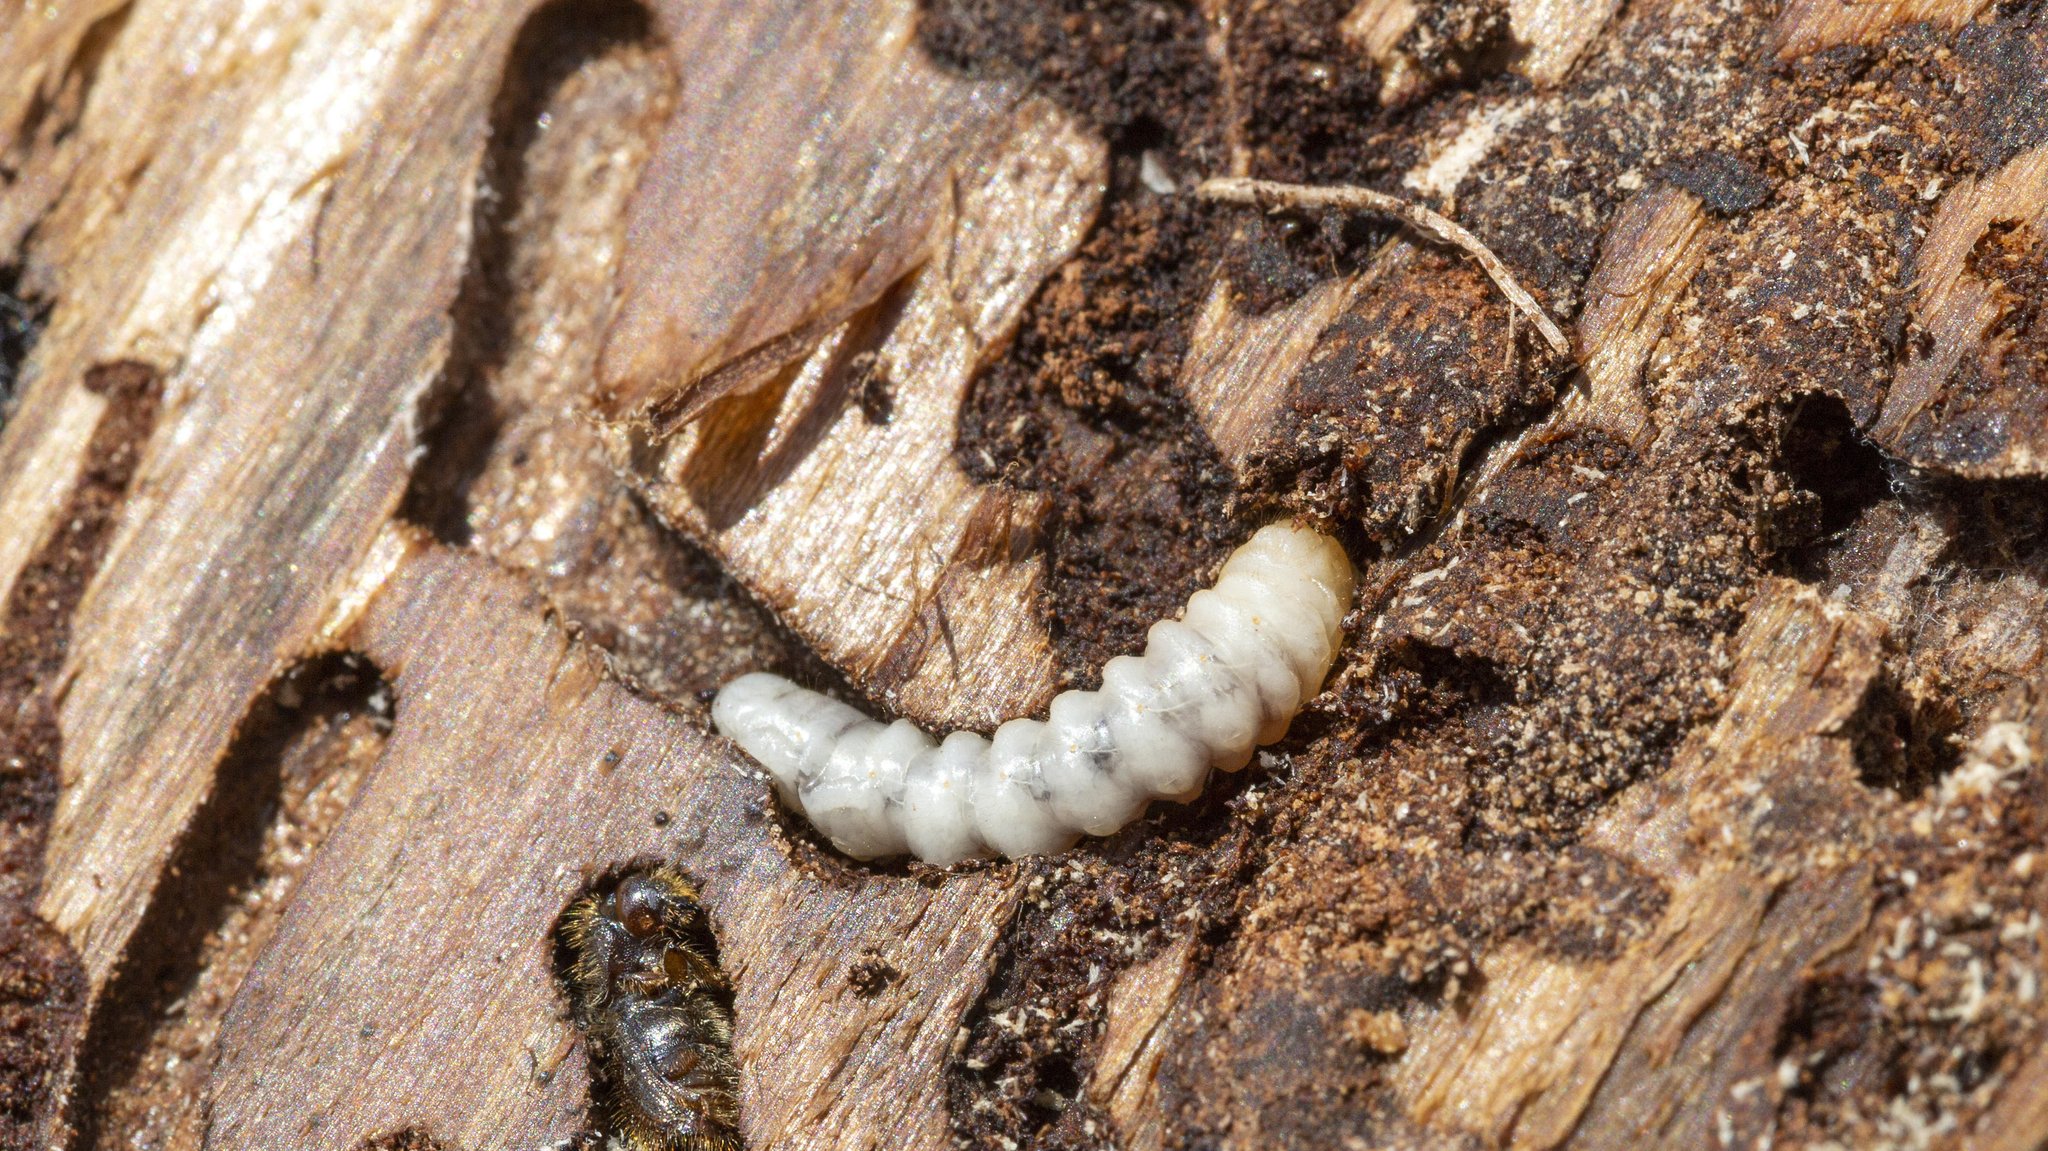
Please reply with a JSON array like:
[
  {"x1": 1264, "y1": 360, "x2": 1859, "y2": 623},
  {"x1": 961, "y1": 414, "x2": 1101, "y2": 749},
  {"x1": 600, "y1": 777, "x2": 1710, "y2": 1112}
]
[{"x1": 712, "y1": 522, "x2": 1355, "y2": 864}]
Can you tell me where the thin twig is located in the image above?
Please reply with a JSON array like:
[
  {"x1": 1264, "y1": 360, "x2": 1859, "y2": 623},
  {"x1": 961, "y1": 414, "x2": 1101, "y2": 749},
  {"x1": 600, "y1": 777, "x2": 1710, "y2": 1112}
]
[{"x1": 1197, "y1": 176, "x2": 1573, "y2": 357}]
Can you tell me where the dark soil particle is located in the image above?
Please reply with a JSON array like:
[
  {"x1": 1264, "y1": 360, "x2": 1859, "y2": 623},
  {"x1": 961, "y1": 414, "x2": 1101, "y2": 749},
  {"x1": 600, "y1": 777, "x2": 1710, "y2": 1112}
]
[
  {"x1": 1663, "y1": 149, "x2": 1775, "y2": 216},
  {"x1": 847, "y1": 951, "x2": 902, "y2": 998}
]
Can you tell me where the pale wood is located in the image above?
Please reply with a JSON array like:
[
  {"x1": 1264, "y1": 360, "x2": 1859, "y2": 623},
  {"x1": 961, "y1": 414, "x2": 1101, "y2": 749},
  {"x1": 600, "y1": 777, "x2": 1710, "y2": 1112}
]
[
  {"x1": 1179, "y1": 275, "x2": 1363, "y2": 468},
  {"x1": 1340, "y1": 0, "x2": 1429, "y2": 105},
  {"x1": 1086, "y1": 936, "x2": 1196, "y2": 1151},
  {"x1": 1341, "y1": 0, "x2": 1610, "y2": 104},
  {"x1": 0, "y1": 382, "x2": 103, "y2": 608},
  {"x1": 1874, "y1": 142, "x2": 2048, "y2": 477},
  {"x1": 595, "y1": 0, "x2": 1105, "y2": 730},
  {"x1": 1506, "y1": 0, "x2": 1621, "y2": 86},
  {"x1": 1403, "y1": 96, "x2": 1538, "y2": 202},
  {"x1": 593, "y1": 47, "x2": 1105, "y2": 725},
  {"x1": 0, "y1": 0, "x2": 1098, "y2": 1139},
  {"x1": 1770, "y1": 0, "x2": 1996, "y2": 60},
  {"x1": 0, "y1": 0, "x2": 129, "y2": 256},
  {"x1": 1567, "y1": 185, "x2": 1709, "y2": 447},
  {"x1": 209, "y1": 530, "x2": 1018, "y2": 1151},
  {"x1": 6, "y1": 8, "x2": 532, "y2": 1137}
]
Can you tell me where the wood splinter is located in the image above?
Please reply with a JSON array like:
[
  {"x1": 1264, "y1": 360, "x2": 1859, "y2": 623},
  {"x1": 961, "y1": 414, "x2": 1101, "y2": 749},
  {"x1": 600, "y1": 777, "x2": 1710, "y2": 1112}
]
[{"x1": 1197, "y1": 176, "x2": 1574, "y2": 357}]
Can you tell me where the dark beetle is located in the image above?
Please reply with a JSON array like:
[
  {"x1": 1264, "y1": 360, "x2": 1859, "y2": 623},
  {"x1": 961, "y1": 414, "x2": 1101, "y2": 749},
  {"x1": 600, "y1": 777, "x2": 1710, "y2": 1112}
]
[{"x1": 563, "y1": 867, "x2": 742, "y2": 1151}]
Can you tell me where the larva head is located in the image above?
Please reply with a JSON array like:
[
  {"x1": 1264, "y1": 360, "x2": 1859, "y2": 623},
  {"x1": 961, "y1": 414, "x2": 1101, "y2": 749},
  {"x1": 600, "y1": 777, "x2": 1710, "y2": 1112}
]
[{"x1": 712, "y1": 670, "x2": 871, "y2": 804}]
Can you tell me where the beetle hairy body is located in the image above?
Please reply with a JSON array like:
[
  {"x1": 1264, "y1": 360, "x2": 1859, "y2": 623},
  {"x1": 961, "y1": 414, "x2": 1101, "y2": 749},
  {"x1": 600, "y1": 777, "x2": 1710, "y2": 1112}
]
[{"x1": 561, "y1": 867, "x2": 743, "y2": 1151}]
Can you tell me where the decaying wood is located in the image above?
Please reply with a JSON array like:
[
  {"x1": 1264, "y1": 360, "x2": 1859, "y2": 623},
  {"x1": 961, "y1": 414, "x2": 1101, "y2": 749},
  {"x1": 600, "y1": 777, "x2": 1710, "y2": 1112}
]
[
  {"x1": 1567, "y1": 186, "x2": 1709, "y2": 447},
  {"x1": 1875, "y1": 142, "x2": 2048, "y2": 477},
  {"x1": 1394, "y1": 583, "x2": 1883, "y2": 1147},
  {"x1": 592, "y1": 0, "x2": 1104, "y2": 731},
  {"x1": 1197, "y1": 176, "x2": 1574, "y2": 356},
  {"x1": 0, "y1": 4, "x2": 535, "y2": 1137},
  {"x1": 1086, "y1": 937, "x2": 1196, "y2": 1151},
  {"x1": 1769, "y1": 0, "x2": 1998, "y2": 59},
  {"x1": 1341, "y1": 0, "x2": 1614, "y2": 102},
  {"x1": 3, "y1": 0, "x2": 2048, "y2": 1145},
  {"x1": 209, "y1": 529, "x2": 1016, "y2": 1151},
  {"x1": 1177, "y1": 274, "x2": 1363, "y2": 467}
]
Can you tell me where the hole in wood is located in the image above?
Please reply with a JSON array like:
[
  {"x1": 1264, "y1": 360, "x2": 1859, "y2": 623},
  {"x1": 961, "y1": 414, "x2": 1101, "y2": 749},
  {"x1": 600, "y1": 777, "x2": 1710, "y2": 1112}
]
[
  {"x1": 0, "y1": 262, "x2": 50, "y2": 423},
  {"x1": 1765, "y1": 391, "x2": 1897, "y2": 581},
  {"x1": 0, "y1": 361, "x2": 160, "y2": 1148},
  {"x1": 1847, "y1": 671, "x2": 1965, "y2": 800},
  {"x1": 556, "y1": 864, "x2": 744, "y2": 1151},
  {"x1": 71, "y1": 652, "x2": 391, "y2": 1151},
  {"x1": 400, "y1": 0, "x2": 668, "y2": 545}
]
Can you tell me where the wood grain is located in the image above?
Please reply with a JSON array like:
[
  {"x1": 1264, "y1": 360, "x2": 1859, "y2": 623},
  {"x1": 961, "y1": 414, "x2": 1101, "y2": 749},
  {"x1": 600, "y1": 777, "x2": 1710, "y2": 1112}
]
[
  {"x1": 1567, "y1": 185, "x2": 1709, "y2": 447},
  {"x1": 0, "y1": 0, "x2": 130, "y2": 256},
  {"x1": 209, "y1": 530, "x2": 1019, "y2": 1151},
  {"x1": 1395, "y1": 583, "x2": 1884, "y2": 1149},
  {"x1": 1179, "y1": 274, "x2": 1363, "y2": 468},
  {"x1": 598, "y1": 0, "x2": 1105, "y2": 729},
  {"x1": 1873, "y1": 142, "x2": 2048, "y2": 478},
  {"x1": 0, "y1": 6, "x2": 543, "y2": 1135},
  {"x1": 1085, "y1": 936, "x2": 1196, "y2": 1151},
  {"x1": 0, "y1": 0, "x2": 2042, "y2": 1145},
  {"x1": 1770, "y1": 0, "x2": 1997, "y2": 60}
]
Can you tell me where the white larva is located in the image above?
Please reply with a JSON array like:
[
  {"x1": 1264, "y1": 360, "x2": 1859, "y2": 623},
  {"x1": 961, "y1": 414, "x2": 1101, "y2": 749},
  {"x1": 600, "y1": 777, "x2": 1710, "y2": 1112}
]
[{"x1": 711, "y1": 522, "x2": 1355, "y2": 864}]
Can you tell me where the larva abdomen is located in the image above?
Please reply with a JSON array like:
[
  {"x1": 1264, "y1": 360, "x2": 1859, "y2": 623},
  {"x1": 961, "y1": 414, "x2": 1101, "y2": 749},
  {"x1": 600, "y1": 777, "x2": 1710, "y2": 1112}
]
[{"x1": 712, "y1": 522, "x2": 1355, "y2": 864}]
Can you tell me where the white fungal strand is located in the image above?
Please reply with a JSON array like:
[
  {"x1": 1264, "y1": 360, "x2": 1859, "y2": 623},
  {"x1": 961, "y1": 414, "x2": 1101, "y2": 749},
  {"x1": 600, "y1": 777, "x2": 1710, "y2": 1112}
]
[{"x1": 711, "y1": 523, "x2": 1355, "y2": 864}]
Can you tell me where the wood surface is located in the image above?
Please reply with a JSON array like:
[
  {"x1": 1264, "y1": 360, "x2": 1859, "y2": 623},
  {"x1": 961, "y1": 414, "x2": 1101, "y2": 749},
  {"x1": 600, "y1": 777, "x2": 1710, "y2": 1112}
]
[
  {"x1": 208, "y1": 529, "x2": 1018, "y2": 1151},
  {"x1": 0, "y1": 0, "x2": 2045, "y2": 1146}
]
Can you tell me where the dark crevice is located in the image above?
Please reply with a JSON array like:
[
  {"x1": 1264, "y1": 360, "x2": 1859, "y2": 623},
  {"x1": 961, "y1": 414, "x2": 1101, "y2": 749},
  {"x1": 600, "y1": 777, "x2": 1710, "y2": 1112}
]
[
  {"x1": 0, "y1": 361, "x2": 159, "y2": 1150},
  {"x1": 1847, "y1": 671, "x2": 1965, "y2": 799},
  {"x1": 1767, "y1": 392, "x2": 1897, "y2": 580},
  {"x1": 0, "y1": 263, "x2": 51, "y2": 424},
  {"x1": 927, "y1": 0, "x2": 1284, "y2": 688},
  {"x1": 1771, "y1": 968, "x2": 1895, "y2": 1111},
  {"x1": 1, "y1": 2, "x2": 134, "y2": 184},
  {"x1": 70, "y1": 652, "x2": 391, "y2": 1151},
  {"x1": 1932, "y1": 472, "x2": 2048, "y2": 572},
  {"x1": 554, "y1": 864, "x2": 743, "y2": 1151},
  {"x1": 399, "y1": 0, "x2": 657, "y2": 544},
  {"x1": 357, "y1": 1129, "x2": 454, "y2": 1151},
  {"x1": 1390, "y1": 639, "x2": 1517, "y2": 713},
  {"x1": 385, "y1": 0, "x2": 825, "y2": 710}
]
